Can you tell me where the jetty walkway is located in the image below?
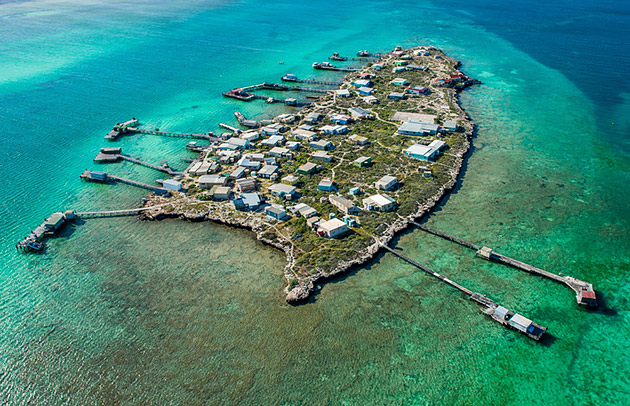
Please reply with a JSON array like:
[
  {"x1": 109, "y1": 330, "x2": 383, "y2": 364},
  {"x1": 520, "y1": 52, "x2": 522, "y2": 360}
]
[
  {"x1": 281, "y1": 75, "x2": 341, "y2": 86},
  {"x1": 94, "y1": 150, "x2": 181, "y2": 176},
  {"x1": 80, "y1": 170, "x2": 168, "y2": 194},
  {"x1": 381, "y1": 245, "x2": 547, "y2": 340},
  {"x1": 75, "y1": 204, "x2": 168, "y2": 219},
  {"x1": 410, "y1": 221, "x2": 597, "y2": 307},
  {"x1": 104, "y1": 118, "x2": 218, "y2": 142},
  {"x1": 223, "y1": 82, "x2": 333, "y2": 106}
]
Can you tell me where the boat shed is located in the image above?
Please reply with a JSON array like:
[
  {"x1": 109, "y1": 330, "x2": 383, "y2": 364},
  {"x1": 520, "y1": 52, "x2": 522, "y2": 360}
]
[
  {"x1": 44, "y1": 212, "x2": 65, "y2": 231},
  {"x1": 509, "y1": 314, "x2": 534, "y2": 333}
]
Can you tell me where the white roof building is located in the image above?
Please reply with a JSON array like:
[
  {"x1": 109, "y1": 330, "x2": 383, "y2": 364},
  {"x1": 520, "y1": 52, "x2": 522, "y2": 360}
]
[
  {"x1": 363, "y1": 194, "x2": 396, "y2": 212},
  {"x1": 375, "y1": 175, "x2": 398, "y2": 191},
  {"x1": 318, "y1": 218, "x2": 350, "y2": 238}
]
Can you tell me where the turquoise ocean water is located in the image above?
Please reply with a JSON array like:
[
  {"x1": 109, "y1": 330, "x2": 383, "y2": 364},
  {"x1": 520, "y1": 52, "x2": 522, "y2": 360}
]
[{"x1": 0, "y1": 0, "x2": 629, "y2": 404}]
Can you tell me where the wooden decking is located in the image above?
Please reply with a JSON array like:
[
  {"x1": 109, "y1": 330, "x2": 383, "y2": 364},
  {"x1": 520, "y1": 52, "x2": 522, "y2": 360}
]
[{"x1": 75, "y1": 204, "x2": 168, "y2": 219}]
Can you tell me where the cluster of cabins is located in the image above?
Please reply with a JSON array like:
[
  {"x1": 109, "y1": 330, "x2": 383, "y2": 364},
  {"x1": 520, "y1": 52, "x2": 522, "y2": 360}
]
[{"x1": 176, "y1": 46, "x2": 464, "y2": 240}]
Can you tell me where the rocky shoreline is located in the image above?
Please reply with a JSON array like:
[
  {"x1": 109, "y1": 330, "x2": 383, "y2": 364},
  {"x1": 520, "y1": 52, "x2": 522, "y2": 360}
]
[{"x1": 140, "y1": 47, "x2": 477, "y2": 304}]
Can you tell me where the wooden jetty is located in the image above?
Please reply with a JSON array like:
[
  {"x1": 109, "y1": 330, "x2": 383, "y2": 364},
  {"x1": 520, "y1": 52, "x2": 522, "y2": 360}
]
[
  {"x1": 234, "y1": 112, "x2": 260, "y2": 128},
  {"x1": 357, "y1": 50, "x2": 384, "y2": 58},
  {"x1": 80, "y1": 170, "x2": 168, "y2": 195},
  {"x1": 281, "y1": 74, "x2": 341, "y2": 86},
  {"x1": 104, "y1": 118, "x2": 218, "y2": 142},
  {"x1": 105, "y1": 118, "x2": 139, "y2": 140},
  {"x1": 410, "y1": 221, "x2": 598, "y2": 307},
  {"x1": 93, "y1": 149, "x2": 181, "y2": 176},
  {"x1": 329, "y1": 52, "x2": 380, "y2": 62},
  {"x1": 223, "y1": 89, "x2": 313, "y2": 107},
  {"x1": 16, "y1": 210, "x2": 77, "y2": 252},
  {"x1": 126, "y1": 127, "x2": 216, "y2": 141},
  {"x1": 75, "y1": 205, "x2": 165, "y2": 219},
  {"x1": 312, "y1": 62, "x2": 359, "y2": 72},
  {"x1": 219, "y1": 123, "x2": 242, "y2": 134},
  {"x1": 382, "y1": 245, "x2": 547, "y2": 340},
  {"x1": 223, "y1": 82, "x2": 330, "y2": 106}
]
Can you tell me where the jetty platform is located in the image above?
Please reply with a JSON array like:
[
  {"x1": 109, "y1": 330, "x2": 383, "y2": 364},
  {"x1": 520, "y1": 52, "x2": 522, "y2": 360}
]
[
  {"x1": 16, "y1": 210, "x2": 77, "y2": 251},
  {"x1": 410, "y1": 221, "x2": 598, "y2": 307},
  {"x1": 382, "y1": 245, "x2": 547, "y2": 341}
]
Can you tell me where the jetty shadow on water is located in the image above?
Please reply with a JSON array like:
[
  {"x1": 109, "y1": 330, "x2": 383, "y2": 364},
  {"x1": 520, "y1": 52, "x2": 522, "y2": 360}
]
[
  {"x1": 590, "y1": 291, "x2": 618, "y2": 317},
  {"x1": 538, "y1": 332, "x2": 559, "y2": 348},
  {"x1": 295, "y1": 248, "x2": 392, "y2": 305}
]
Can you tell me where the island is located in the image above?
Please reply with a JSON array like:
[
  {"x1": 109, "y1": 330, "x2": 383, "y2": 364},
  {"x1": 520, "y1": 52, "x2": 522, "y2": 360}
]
[{"x1": 139, "y1": 45, "x2": 479, "y2": 303}]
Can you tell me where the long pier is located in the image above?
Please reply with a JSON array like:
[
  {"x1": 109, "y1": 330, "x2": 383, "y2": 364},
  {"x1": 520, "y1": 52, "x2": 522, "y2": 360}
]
[
  {"x1": 119, "y1": 155, "x2": 181, "y2": 175},
  {"x1": 104, "y1": 119, "x2": 218, "y2": 142},
  {"x1": 410, "y1": 221, "x2": 598, "y2": 307},
  {"x1": 75, "y1": 205, "x2": 166, "y2": 219},
  {"x1": 381, "y1": 245, "x2": 547, "y2": 340},
  {"x1": 223, "y1": 82, "x2": 331, "y2": 106},
  {"x1": 312, "y1": 62, "x2": 359, "y2": 72},
  {"x1": 281, "y1": 75, "x2": 341, "y2": 86},
  {"x1": 329, "y1": 54, "x2": 380, "y2": 62},
  {"x1": 80, "y1": 170, "x2": 168, "y2": 194},
  {"x1": 219, "y1": 123, "x2": 242, "y2": 134},
  {"x1": 127, "y1": 127, "x2": 217, "y2": 141},
  {"x1": 94, "y1": 150, "x2": 181, "y2": 176}
]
